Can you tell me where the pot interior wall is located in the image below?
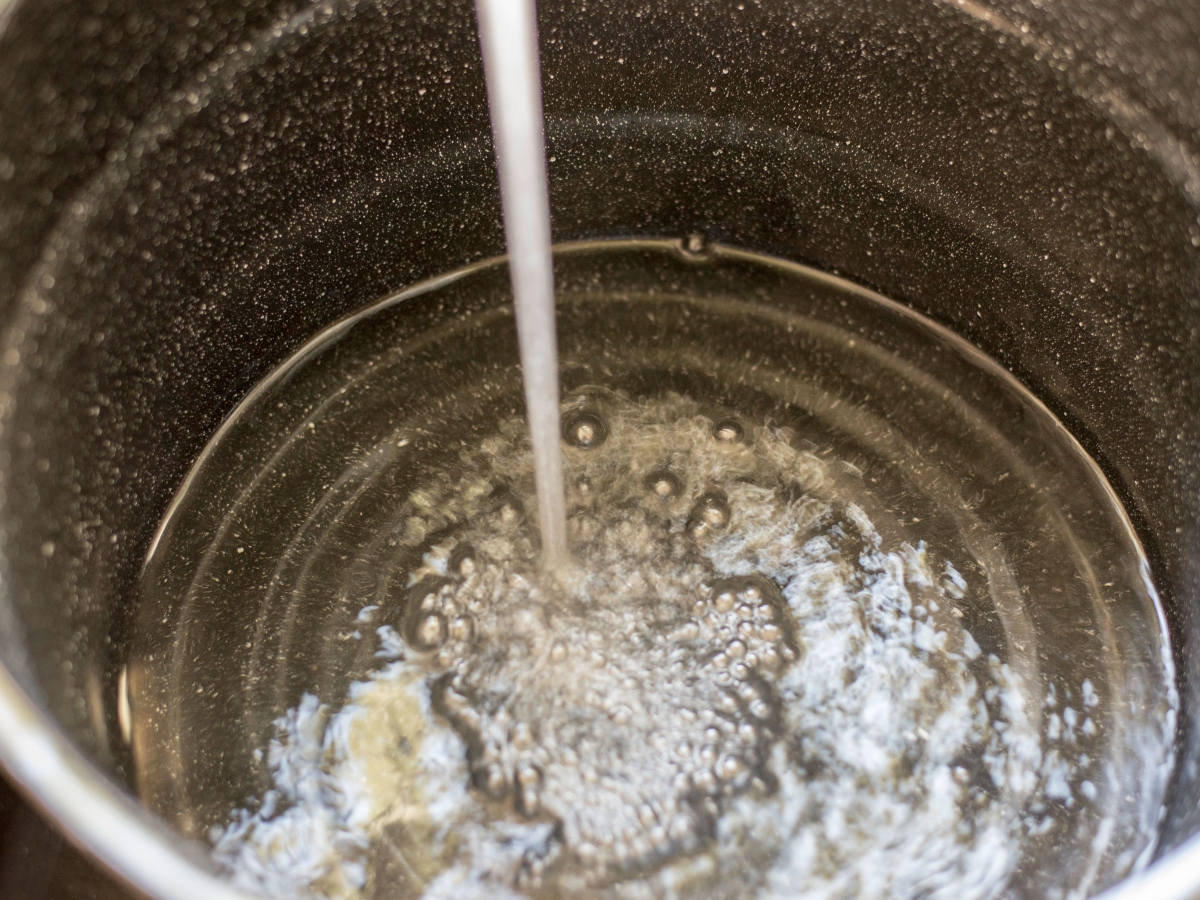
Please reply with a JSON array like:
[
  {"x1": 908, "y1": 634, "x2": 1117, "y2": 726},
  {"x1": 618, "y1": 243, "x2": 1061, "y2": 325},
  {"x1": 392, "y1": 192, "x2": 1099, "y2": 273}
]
[{"x1": 0, "y1": 0, "x2": 1198, "y2": 872}]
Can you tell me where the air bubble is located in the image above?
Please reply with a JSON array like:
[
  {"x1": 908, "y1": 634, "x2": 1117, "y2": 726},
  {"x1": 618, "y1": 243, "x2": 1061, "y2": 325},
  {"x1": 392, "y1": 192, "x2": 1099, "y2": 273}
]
[
  {"x1": 407, "y1": 611, "x2": 447, "y2": 651},
  {"x1": 693, "y1": 768, "x2": 718, "y2": 792},
  {"x1": 483, "y1": 763, "x2": 508, "y2": 799},
  {"x1": 688, "y1": 492, "x2": 731, "y2": 539},
  {"x1": 630, "y1": 836, "x2": 651, "y2": 862},
  {"x1": 511, "y1": 722, "x2": 534, "y2": 749},
  {"x1": 712, "y1": 418, "x2": 745, "y2": 444},
  {"x1": 715, "y1": 591, "x2": 735, "y2": 612},
  {"x1": 577, "y1": 842, "x2": 598, "y2": 863},
  {"x1": 682, "y1": 232, "x2": 708, "y2": 255},
  {"x1": 449, "y1": 615, "x2": 475, "y2": 642},
  {"x1": 717, "y1": 754, "x2": 747, "y2": 781},
  {"x1": 494, "y1": 493, "x2": 525, "y2": 525},
  {"x1": 669, "y1": 814, "x2": 694, "y2": 841},
  {"x1": 748, "y1": 698, "x2": 772, "y2": 719},
  {"x1": 519, "y1": 787, "x2": 542, "y2": 817},
  {"x1": 517, "y1": 761, "x2": 542, "y2": 787},
  {"x1": 449, "y1": 544, "x2": 478, "y2": 577},
  {"x1": 645, "y1": 470, "x2": 682, "y2": 499},
  {"x1": 563, "y1": 410, "x2": 609, "y2": 448}
]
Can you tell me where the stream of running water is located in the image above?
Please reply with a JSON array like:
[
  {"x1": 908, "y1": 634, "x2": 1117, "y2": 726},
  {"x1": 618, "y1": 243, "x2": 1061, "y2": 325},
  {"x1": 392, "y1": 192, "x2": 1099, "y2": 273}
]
[{"x1": 475, "y1": 0, "x2": 568, "y2": 570}]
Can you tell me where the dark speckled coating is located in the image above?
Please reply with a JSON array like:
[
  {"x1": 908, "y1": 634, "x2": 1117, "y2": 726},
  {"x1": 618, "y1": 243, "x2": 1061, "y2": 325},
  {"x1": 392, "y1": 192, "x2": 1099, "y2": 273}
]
[{"x1": 0, "y1": 0, "x2": 1197, "y2": 895}]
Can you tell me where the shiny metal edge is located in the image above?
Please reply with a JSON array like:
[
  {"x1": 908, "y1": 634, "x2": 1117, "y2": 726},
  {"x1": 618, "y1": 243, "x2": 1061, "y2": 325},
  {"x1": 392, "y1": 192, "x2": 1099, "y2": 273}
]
[
  {"x1": 0, "y1": 4, "x2": 255, "y2": 894},
  {"x1": 0, "y1": 662, "x2": 255, "y2": 899},
  {"x1": 1100, "y1": 838, "x2": 1200, "y2": 900}
]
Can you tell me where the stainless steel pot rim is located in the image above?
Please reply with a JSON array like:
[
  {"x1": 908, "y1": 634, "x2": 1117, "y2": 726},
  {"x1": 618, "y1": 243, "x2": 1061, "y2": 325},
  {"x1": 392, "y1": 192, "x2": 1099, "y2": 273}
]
[{"x1": 0, "y1": 662, "x2": 252, "y2": 900}]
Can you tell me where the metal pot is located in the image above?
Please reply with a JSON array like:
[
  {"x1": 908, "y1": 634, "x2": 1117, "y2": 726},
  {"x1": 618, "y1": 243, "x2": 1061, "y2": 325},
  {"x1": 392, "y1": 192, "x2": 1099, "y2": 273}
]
[{"x1": 0, "y1": 0, "x2": 1197, "y2": 897}]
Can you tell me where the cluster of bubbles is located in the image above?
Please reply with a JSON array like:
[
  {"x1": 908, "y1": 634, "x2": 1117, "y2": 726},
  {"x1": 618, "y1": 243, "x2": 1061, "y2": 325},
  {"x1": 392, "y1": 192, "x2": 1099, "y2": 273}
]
[
  {"x1": 214, "y1": 389, "x2": 1048, "y2": 900},
  {"x1": 388, "y1": 402, "x2": 808, "y2": 887}
]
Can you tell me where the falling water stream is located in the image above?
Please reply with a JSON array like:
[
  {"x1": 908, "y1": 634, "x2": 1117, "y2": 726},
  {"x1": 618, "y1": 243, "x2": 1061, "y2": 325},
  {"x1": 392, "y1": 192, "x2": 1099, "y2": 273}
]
[{"x1": 474, "y1": 0, "x2": 568, "y2": 571}]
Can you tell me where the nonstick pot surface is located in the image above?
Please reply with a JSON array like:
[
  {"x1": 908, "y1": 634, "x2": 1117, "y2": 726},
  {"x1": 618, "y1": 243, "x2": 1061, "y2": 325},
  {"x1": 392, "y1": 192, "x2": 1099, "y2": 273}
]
[{"x1": 0, "y1": 0, "x2": 1198, "y2": 898}]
